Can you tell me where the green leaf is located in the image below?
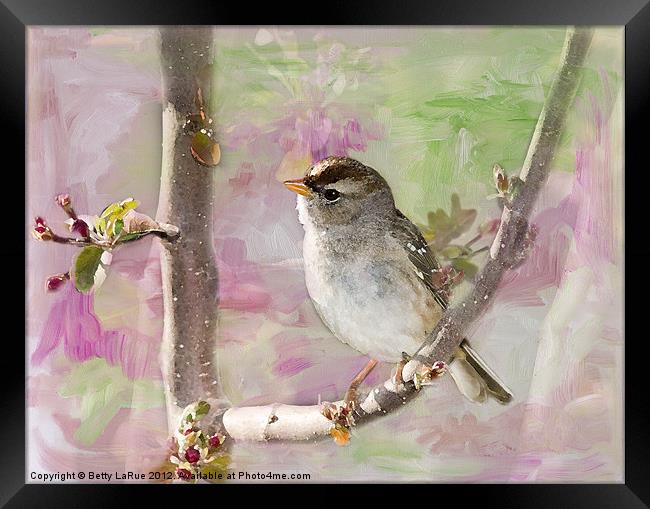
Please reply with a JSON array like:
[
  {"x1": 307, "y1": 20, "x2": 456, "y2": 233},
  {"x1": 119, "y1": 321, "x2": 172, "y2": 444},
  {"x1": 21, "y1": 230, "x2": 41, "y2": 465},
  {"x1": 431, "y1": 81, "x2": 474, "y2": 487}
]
[
  {"x1": 96, "y1": 217, "x2": 106, "y2": 235},
  {"x1": 100, "y1": 202, "x2": 122, "y2": 219},
  {"x1": 451, "y1": 257, "x2": 479, "y2": 279},
  {"x1": 96, "y1": 199, "x2": 143, "y2": 241},
  {"x1": 100, "y1": 198, "x2": 140, "y2": 231},
  {"x1": 195, "y1": 401, "x2": 211, "y2": 419},
  {"x1": 440, "y1": 245, "x2": 464, "y2": 259},
  {"x1": 72, "y1": 246, "x2": 104, "y2": 293},
  {"x1": 508, "y1": 176, "x2": 524, "y2": 200},
  {"x1": 191, "y1": 131, "x2": 221, "y2": 167},
  {"x1": 424, "y1": 194, "x2": 477, "y2": 251},
  {"x1": 100, "y1": 198, "x2": 139, "y2": 219},
  {"x1": 114, "y1": 229, "x2": 168, "y2": 245},
  {"x1": 119, "y1": 198, "x2": 139, "y2": 213},
  {"x1": 113, "y1": 218, "x2": 124, "y2": 236},
  {"x1": 118, "y1": 232, "x2": 147, "y2": 243}
]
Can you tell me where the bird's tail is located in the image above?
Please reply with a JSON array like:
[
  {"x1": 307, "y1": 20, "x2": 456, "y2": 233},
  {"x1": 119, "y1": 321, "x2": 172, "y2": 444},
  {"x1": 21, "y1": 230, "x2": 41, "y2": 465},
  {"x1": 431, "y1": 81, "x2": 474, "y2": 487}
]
[{"x1": 447, "y1": 339, "x2": 513, "y2": 404}]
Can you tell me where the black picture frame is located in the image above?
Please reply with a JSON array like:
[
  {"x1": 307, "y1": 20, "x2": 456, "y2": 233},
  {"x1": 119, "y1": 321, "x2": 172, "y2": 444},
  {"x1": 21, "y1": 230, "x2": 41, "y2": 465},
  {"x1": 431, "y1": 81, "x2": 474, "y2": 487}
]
[{"x1": 4, "y1": 0, "x2": 646, "y2": 505}]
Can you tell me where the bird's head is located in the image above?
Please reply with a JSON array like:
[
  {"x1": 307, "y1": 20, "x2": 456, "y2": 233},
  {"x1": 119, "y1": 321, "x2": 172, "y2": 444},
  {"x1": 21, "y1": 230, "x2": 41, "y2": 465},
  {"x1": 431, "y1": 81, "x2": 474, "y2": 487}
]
[{"x1": 283, "y1": 156, "x2": 395, "y2": 228}]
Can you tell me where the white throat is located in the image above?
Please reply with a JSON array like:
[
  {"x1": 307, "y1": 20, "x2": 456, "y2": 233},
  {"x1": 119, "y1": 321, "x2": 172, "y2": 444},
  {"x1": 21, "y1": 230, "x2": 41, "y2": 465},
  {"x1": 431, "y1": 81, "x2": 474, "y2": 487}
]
[{"x1": 296, "y1": 195, "x2": 311, "y2": 229}]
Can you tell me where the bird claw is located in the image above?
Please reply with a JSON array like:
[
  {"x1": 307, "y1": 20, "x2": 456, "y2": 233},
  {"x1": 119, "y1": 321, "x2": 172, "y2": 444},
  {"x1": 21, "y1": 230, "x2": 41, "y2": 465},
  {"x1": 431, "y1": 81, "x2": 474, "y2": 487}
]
[
  {"x1": 343, "y1": 388, "x2": 358, "y2": 407},
  {"x1": 393, "y1": 354, "x2": 411, "y2": 387},
  {"x1": 321, "y1": 400, "x2": 355, "y2": 428}
]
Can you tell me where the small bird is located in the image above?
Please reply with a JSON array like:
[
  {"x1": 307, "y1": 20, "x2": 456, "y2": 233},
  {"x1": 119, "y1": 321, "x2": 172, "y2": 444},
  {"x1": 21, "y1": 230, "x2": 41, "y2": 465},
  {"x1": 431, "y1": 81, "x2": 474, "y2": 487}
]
[{"x1": 284, "y1": 156, "x2": 512, "y2": 405}]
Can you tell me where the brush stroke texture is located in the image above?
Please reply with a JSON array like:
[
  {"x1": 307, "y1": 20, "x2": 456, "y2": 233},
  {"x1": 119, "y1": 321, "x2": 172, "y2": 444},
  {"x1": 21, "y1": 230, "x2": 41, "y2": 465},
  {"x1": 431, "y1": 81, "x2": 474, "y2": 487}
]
[{"x1": 27, "y1": 27, "x2": 623, "y2": 482}]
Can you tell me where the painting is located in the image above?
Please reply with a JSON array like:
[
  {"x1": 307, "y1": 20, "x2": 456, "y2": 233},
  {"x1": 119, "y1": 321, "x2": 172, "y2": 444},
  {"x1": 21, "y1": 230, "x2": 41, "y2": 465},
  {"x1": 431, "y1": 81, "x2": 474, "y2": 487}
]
[{"x1": 27, "y1": 26, "x2": 623, "y2": 483}]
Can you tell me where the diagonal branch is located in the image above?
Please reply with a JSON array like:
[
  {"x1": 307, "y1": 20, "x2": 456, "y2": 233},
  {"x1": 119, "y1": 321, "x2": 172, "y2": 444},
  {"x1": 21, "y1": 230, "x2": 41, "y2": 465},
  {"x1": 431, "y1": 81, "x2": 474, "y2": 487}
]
[
  {"x1": 218, "y1": 26, "x2": 594, "y2": 441},
  {"x1": 404, "y1": 26, "x2": 595, "y2": 372}
]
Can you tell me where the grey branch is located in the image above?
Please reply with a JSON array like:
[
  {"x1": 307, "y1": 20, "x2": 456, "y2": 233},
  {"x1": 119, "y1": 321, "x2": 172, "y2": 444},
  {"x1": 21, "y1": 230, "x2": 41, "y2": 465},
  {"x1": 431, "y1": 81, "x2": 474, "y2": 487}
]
[
  {"x1": 155, "y1": 26, "x2": 226, "y2": 434},
  {"x1": 404, "y1": 26, "x2": 594, "y2": 370}
]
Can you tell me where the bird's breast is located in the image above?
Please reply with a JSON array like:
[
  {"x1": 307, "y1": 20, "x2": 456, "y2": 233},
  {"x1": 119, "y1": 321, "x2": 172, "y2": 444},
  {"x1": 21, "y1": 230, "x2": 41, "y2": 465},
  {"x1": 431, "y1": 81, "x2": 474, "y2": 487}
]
[{"x1": 301, "y1": 229, "x2": 441, "y2": 362}]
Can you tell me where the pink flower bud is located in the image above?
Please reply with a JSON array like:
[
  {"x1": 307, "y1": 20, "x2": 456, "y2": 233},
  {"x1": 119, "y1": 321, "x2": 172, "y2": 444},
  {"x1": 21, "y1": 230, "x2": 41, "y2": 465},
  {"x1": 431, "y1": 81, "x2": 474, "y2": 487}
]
[
  {"x1": 176, "y1": 468, "x2": 192, "y2": 480},
  {"x1": 46, "y1": 274, "x2": 69, "y2": 292},
  {"x1": 71, "y1": 219, "x2": 89, "y2": 237},
  {"x1": 208, "y1": 435, "x2": 223, "y2": 448},
  {"x1": 430, "y1": 361, "x2": 447, "y2": 378},
  {"x1": 184, "y1": 447, "x2": 200, "y2": 464},
  {"x1": 432, "y1": 361, "x2": 446, "y2": 371},
  {"x1": 32, "y1": 221, "x2": 53, "y2": 241},
  {"x1": 55, "y1": 194, "x2": 71, "y2": 208}
]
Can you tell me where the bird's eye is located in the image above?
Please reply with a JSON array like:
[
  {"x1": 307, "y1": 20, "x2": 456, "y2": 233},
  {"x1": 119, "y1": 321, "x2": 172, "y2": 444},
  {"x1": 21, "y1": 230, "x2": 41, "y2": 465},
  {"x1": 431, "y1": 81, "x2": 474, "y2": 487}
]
[{"x1": 323, "y1": 189, "x2": 340, "y2": 202}]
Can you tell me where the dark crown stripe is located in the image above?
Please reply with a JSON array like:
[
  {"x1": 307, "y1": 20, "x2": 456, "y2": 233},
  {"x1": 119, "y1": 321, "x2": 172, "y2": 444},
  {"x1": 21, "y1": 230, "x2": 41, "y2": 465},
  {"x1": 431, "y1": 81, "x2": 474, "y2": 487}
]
[{"x1": 305, "y1": 157, "x2": 388, "y2": 193}]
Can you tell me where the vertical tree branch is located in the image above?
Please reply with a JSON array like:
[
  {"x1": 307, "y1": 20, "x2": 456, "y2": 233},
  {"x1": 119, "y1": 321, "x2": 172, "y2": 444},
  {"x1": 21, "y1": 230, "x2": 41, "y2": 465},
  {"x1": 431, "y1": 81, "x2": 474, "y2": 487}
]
[{"x1": 156, "y1": 27, "x2": 226, "y2": 433}]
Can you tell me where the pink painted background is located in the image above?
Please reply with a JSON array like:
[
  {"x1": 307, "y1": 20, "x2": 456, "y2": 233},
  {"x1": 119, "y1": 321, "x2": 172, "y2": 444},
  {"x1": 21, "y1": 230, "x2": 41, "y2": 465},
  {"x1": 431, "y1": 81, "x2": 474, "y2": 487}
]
[{"x1": 27, "y1": 27, "x2": 623, "y2": 482}]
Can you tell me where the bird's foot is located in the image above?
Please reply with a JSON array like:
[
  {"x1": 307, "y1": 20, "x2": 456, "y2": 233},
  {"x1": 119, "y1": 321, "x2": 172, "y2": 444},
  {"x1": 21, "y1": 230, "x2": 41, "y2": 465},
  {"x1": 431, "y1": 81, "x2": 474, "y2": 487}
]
[
  {"x1": 321, "y1": 401, "x2": 356, "y2": 446},
  {"x1": 343, "y1": 358, "x2": 378, "y2": 406},
  {"x1": 392, "y1": 352, "x2": 411, "y2": 388},
  {"x1": 412, "y1": 361, "x2": 447, "y2": 390},
  {"x1": 322, "y1": 399, "x2": 356, "y2": 427},
  {"x1": 343, "y1": 388, "x2": 358, "y2": 407}
]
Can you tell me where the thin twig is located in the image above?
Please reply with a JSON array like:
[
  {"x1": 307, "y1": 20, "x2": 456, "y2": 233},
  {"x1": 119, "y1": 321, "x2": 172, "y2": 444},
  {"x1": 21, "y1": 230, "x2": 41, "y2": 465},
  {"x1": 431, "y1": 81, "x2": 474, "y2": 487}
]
[{"x1": 51, "y1": 235, "x2": 103, "y2": 247}]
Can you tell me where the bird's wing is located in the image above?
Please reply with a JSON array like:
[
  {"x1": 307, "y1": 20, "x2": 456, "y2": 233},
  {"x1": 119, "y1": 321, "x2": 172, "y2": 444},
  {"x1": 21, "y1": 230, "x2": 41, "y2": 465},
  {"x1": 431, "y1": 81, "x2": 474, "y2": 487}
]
[
  {"x1": 393, "y1": 210, "x2": 514, "y2": 405},
  {"x1": 393, "y1": 209, "x2": 449, "y2": 310}
]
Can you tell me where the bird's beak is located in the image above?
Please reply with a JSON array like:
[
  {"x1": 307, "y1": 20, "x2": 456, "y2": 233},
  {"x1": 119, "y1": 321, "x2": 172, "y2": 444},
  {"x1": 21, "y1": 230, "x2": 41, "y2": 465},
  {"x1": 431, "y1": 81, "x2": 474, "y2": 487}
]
[{"x1": 283, "y1": 178, "x2": 312, "y2": 197}]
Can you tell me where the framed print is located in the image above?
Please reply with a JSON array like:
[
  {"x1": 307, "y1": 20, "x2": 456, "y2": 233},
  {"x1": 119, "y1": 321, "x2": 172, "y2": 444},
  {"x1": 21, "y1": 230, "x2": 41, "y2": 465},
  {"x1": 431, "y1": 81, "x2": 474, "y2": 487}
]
[{"x1": 3, "y1": 0, "x2": 648, "y2": 504}]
